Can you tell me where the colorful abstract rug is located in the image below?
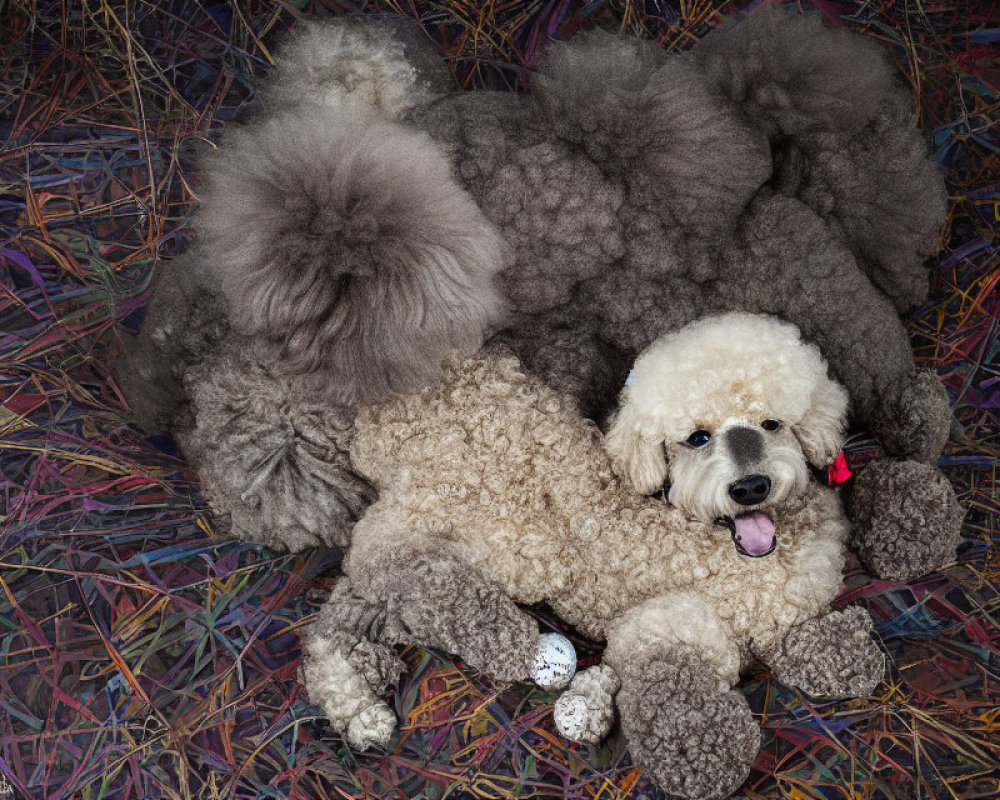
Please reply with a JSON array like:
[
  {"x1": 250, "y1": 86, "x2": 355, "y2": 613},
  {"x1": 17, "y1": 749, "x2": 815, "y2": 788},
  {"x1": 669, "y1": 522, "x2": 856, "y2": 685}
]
[{"x1": 1, "y1": 1, "x2": 998, "y2": 798}]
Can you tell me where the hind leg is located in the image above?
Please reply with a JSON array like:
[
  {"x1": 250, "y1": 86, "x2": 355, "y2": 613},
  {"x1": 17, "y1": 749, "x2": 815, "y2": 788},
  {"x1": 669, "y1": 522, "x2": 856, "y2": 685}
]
[
  {"x1": 696, "y1": 7, "x2": 946, "y2": 314},
  {"x1": 303, "y1": 578, "x2": 404, "y2": 750},
  {"x1": 345, "y1": 536, "x2": 571, "y2": 687},
  {"x1": 381, "y1": 553, "x2": 541, "y2": 682},
  {"x1": 305, "y1": 560, "x2": 576, "y2": 750}
]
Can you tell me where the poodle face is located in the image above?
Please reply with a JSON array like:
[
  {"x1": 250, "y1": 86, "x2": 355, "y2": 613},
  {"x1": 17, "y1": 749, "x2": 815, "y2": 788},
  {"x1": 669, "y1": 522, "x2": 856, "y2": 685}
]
[
  {"x1": 605, "y1": 313, "x2": 848, "y2": 556},
  {"x1": 663, "y1": 418, "x2": 810, "y2": 556}
]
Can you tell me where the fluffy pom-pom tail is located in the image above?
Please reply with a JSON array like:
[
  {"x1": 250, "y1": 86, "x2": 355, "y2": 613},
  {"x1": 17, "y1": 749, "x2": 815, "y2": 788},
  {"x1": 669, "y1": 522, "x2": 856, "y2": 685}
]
[{"x1": 194, "y1": 104, "x2": 509, "y2": 403}]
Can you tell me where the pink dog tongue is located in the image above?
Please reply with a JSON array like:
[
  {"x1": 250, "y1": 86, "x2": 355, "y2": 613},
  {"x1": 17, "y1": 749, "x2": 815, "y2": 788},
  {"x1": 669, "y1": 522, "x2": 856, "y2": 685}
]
[{"x1": 734, "y1": 513, "x2": 776, "y2": 555}]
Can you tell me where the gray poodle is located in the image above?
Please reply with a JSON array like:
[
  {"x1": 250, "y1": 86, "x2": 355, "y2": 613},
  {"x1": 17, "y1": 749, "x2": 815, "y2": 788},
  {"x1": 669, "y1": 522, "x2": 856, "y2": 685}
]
[{"x1": 117, "y1": 11, "x2": 962, "y2": 583}]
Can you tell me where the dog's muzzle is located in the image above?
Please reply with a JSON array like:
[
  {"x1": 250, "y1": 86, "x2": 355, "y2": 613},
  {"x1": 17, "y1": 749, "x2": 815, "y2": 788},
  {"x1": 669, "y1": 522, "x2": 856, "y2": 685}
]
[{"x1": 715, "y1": 512, "x2": 777, "y2": 558}]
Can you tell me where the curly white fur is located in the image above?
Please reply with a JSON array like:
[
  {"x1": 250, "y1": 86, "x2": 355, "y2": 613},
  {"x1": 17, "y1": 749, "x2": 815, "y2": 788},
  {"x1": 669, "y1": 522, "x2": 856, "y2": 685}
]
[{"x1": 606, "y1": 313, "x2": 849, "y2": 499}]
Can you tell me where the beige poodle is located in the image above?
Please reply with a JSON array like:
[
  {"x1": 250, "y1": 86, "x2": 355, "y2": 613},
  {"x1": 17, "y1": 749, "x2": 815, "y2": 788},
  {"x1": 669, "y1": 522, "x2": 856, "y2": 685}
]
[{"x1": 304, "y1": 313, "x2": 885, "y2": 800}]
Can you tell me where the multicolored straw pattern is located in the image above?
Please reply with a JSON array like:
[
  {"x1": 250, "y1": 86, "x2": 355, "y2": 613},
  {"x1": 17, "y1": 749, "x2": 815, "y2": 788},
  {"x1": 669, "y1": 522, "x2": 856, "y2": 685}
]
[{"x1": 1, "y1": 1, "x2": 997, "y2": 797}]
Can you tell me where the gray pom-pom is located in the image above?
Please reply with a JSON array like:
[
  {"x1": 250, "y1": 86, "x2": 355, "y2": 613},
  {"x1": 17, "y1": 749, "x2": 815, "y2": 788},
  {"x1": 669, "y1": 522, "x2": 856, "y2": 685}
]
[{"x1": 177, "y1": 341, "x2": 374, "y2": 551}]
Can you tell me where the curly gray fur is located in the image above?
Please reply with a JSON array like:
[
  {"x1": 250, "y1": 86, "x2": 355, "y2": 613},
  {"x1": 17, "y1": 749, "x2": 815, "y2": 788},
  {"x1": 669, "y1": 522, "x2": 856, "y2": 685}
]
[
  {"x1": 310, "y1": 578, "x2": 405, "y2": 694},
  {"x1": 767, "y1": 606, "x2": 884, "y2": 698},
  {"x1": 192, "y1": 103, "x2": 507, "y2": 402},
  {"x1": 354, "y1": 548, "x2": 540, "y2": 683},
  {"x1": 696, "y1": 9, "x2": 947, "y2": 314},
  {"x1": 488, "y1": 310, "x2": 631, "y2": 420},
  {"x1": 874, "y1": 369, "x2": 953, "y2": 462},
  {"x1": 176, "y1": 341, "x2": 374, "y2": 551},
  {"x1": 616, "y1": 645, "x2": 761, "y2": 800},
  {"x1": 846, "y1": 459, "x2": 965, "y2": 582}
]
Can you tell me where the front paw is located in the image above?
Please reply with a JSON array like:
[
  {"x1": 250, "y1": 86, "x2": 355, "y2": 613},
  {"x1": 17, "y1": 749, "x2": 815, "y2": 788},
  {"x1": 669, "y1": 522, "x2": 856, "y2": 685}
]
[
  {"x1": 302, "y1": 630, "x2": 399, "y2": 749},
  {"x1": 770, "y1": 606, "x2": 884, "y2": 698},
  {"x1": 345, "y1": 701, "x2": 397, "y2": 751},
  {"x1": 617, "y1": 647, "x2": 759, "y2": 800},
  {"x1": 553, "y1": 664, "x2": 620, "y2": 744},
  {"x1": 846, "y1": 458, "x2": 964, "y2": 582}
]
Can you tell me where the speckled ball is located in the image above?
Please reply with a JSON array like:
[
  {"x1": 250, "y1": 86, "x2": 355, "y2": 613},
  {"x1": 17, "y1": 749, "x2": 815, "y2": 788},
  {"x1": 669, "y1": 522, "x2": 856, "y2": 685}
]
[{"x1": 532, "y1": 632, "x2": 577, "y2": 690}]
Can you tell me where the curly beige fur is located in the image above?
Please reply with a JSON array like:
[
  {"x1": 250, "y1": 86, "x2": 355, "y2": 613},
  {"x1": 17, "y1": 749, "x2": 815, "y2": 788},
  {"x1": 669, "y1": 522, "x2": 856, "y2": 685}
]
[
  {"x1": 305, "y1": 314, "x2": 885, "y2": 800},
  {"x1": 345, "y1": 347, "x2": 855, "y2": 653}
]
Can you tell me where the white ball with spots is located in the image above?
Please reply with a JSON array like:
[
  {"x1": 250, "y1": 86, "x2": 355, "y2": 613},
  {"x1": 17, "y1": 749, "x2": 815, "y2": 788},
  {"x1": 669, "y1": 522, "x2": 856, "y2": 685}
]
[{"x1": 532, "y1": 632, "x2": 577, "y2": 690}]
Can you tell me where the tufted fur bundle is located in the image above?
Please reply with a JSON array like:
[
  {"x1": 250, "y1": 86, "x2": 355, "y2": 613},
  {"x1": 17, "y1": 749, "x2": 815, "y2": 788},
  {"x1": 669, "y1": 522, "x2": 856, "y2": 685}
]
[
  {"x1": 177, "y1": 341, "x2": 374, "y2": 551},
  {"x1": 122, "y1": 6, "x2": 951, "y2": 435},
  {"x1": 192, "y1": 105, "x2": 507, "y2": 401},
  {"x1": 257, "y1": 17, "x2": 451, "y2": 119}
]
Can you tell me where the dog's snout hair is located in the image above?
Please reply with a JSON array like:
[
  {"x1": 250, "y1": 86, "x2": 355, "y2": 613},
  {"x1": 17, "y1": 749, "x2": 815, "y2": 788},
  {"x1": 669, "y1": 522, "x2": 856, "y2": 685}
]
[{"x1": 724, "y1": 426, "x2": 764, "y2": 470}]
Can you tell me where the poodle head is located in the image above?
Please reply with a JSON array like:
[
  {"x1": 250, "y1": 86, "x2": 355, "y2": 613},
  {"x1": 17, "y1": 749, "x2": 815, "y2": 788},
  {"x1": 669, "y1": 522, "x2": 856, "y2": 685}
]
[{"x1": 605, "y1": 313, "x2": 847, "y2": 556}]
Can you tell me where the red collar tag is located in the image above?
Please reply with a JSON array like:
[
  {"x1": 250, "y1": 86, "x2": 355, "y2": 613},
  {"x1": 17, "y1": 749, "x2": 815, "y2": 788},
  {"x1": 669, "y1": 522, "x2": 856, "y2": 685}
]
[{"x1": 827, "y1": 451, "x2": 853, "y2": 486}]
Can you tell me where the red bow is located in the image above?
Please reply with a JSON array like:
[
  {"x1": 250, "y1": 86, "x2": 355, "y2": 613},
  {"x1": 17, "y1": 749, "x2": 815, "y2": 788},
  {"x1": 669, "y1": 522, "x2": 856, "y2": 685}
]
[{"x1": 827, "y1": 451, "x2": 853, "y2": 486}]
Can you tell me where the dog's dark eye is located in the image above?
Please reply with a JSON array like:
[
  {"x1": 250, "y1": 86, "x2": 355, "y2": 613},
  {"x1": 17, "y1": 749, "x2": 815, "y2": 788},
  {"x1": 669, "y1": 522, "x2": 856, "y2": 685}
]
[
  {"x1": 761, "y1": 419, "x2": 781, "y2": 431},
  {"x1": 685, "y1": 430, "x2": 712, "y2": 448}
]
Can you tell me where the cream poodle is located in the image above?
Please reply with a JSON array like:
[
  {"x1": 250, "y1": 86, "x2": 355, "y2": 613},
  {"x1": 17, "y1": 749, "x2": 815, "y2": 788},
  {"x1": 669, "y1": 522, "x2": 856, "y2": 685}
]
[{"x1": 303, "y1": 312, "x2": 885, "y2": 800}]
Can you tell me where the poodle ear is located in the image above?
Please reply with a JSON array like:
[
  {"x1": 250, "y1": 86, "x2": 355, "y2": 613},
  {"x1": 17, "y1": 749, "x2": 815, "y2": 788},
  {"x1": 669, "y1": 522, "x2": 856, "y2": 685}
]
[
  {"x1": 604, "y1": 396, "x2": 668, "y2": 495},
  {"x1": 791, "y1": 371, "x2": 850, "y2": 470}
]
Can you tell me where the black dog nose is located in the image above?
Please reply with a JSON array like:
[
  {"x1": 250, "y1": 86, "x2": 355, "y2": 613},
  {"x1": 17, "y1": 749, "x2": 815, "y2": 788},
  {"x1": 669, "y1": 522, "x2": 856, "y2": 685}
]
[{"x1": 728, "y1": 474, "x2": 771, "y2": 506}]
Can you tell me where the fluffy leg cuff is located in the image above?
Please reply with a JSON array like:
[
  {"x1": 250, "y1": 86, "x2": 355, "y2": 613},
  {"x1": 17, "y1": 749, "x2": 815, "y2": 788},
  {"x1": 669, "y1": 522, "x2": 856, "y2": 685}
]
[
  {"x1": 553, "y1": 664, "x2": 619, "y2": 744},
  {"x1": 616, "y1": 645, "x2": 759, "y2": 800},
  {"x1": 767, "y1": 606, "x2": 885, "y2": 698}
]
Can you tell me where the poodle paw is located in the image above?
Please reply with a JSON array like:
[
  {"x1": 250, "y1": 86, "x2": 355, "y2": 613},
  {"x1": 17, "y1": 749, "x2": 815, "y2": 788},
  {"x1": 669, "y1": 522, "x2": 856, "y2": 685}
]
[
  {"x1": 302, "y1": 625, "x2": 398, "y2": 747},
  {"x1": 347, "y1": 638, "x2": 406, "y2": 696},
  {"x1": 554, "y1": 664, "x2": 619, "y2": 744},
  {"x1": 617, "y1": 647, "x2": 759, "y2": 800},
  {"x1": 770, "y1": 606, "x2": 885, "y2": 698},
  {"x1": 874, "y1": 369, "x2": 951, "y2": 462},
  {"x1": 846, "y1": 458, "x2": 964, "y2": 582},
  {"x1": 345, "y1": 701, "x2": 397, "y2": 751},
  {"x1": 533, "y1": 632, "x2": 577, "y2": 690}
]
